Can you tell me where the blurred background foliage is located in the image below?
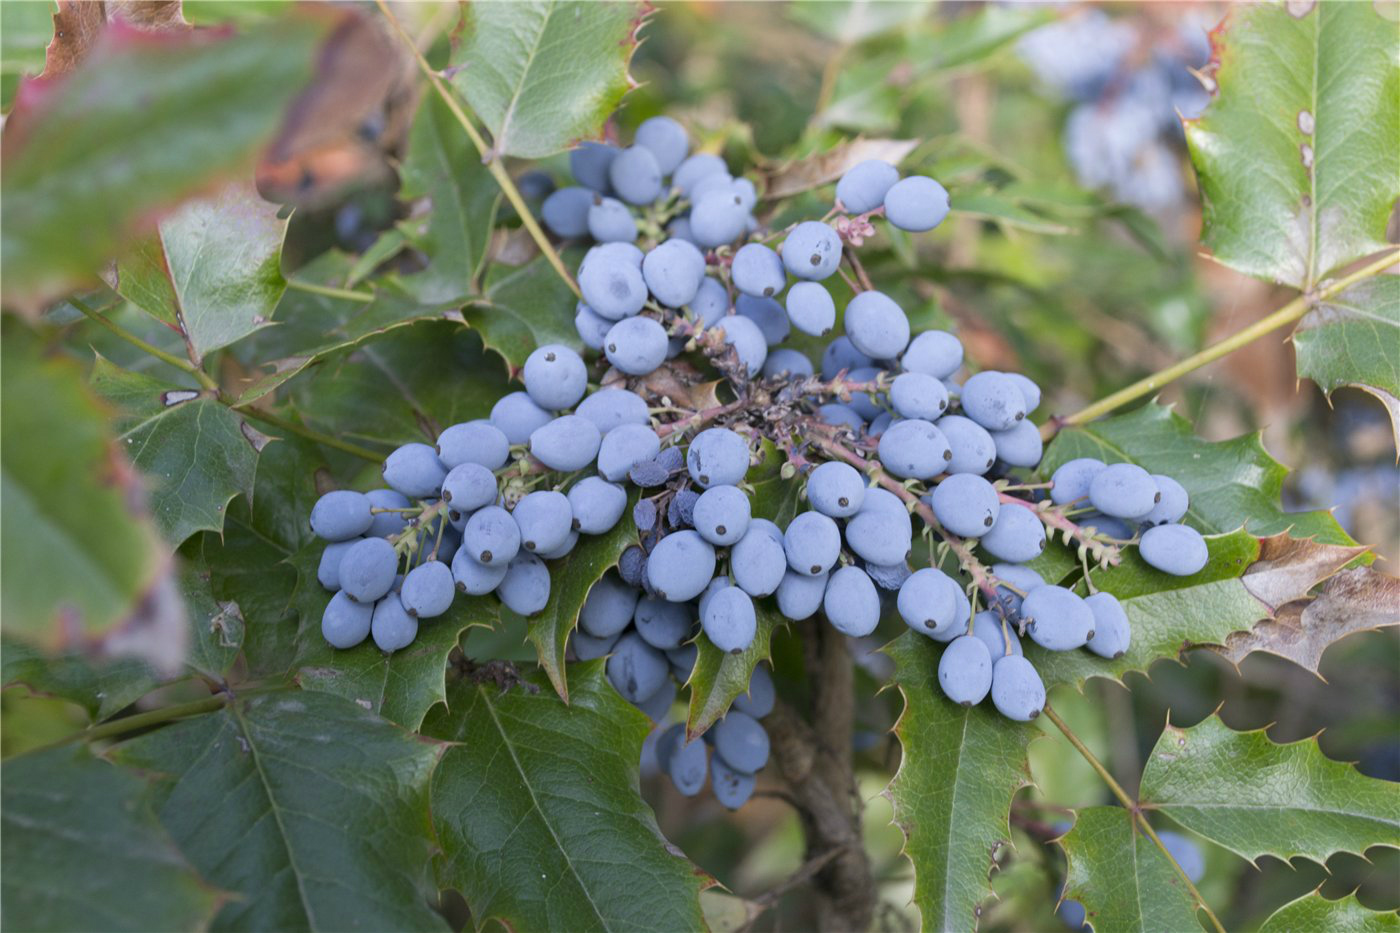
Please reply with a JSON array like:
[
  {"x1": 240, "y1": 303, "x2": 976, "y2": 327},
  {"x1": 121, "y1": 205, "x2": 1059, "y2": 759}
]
[{"x1": 2, "y1": 1, "x2": 1395, "y2": 930}]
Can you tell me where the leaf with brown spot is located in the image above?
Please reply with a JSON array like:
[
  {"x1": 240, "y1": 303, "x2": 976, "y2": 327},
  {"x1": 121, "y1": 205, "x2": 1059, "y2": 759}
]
[
  {"x1": 1218, "y1": 567, "x2": 1400, "y2": 675},
  {"x1": 40, "y1": 0, "x2": 108, "y2": 78},
  {"x1": 763, "y1": 137, "x2": 918, "y2": 202}
]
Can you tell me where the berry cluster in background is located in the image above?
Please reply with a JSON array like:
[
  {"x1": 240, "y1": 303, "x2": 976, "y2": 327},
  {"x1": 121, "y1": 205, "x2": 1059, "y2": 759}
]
[
  {"x1": 1017, "y1": 7, "x2": 1211, "y2": 212},
  {"x1": 306, "y1": 114, "x2": 1212, "y2": 809}
]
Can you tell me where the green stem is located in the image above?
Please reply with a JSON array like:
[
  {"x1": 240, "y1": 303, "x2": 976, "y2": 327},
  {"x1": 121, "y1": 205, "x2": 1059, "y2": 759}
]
[
  {"x1": 1051, "y1": 249, "x2": 1399, "y2": 437},
  {"x1": 27, "y1": 694, "x2": 229, "y2": 756},
  {"x1": 69, "y1": 296, "x2": 219, "y2": 392},
  {"x1": 374, "y1": 0, "x2": 580, "y2": 299},
  {"x1": 1043, "y1": 704, "x2": 1225, "y2": 933},
  {"x1": 285, "y1": 278, "x2": 375, "y2": 303},
  {"x1": 235, "y1": 406, "x2": 383, "y2": 462}
]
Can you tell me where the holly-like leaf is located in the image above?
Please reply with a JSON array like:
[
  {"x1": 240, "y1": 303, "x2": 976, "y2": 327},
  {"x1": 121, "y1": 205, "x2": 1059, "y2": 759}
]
[
  {"x1": 288, "y1": 542, "x2": 496, "y2": 730},
  {"x1": 90, "y1": 356, "x2": 264, "y2": 545},
  {"x1": 528, "y1": 495, "x2": 639, "y2": 702},
  {"x1": 1, "y1": 746, "x2": 221, "y2": 932},
  {"x1": 950, "y1": 189, "x2": 1072, "y2": 236},
  {"x1": 1259, "y1": 892, "x2": 1400, "y2": 933},
  {"x1": 1185, "y1": 1, "x2": 1399, "y2": 290},
  {"x1": 451, "y1": 1, "x2": 645, "y2": 159},
  {"x1": 0, "y1": 320, "x2": 172, "y2": 653},
  {"x1": 464, "y1": 253, "x2": 582, "y2": 373},
  {"x1": 1294, "y1": 274, "x2": 1400, "y2": 449},
  {"x1": 287, "y1": 321, "x2": 510, "y2": 449},
  {"x1": 884, "y1": 631, "x2": 1036, "y2": 932},
  {"x1": 176, "y1": 556, "x2": 246, "y2": 682},
  {"x1": 112, "y1": 690, "x2": 447, "y2": 932},
  {"x1": 397, "y1": 90, "x2": 500, "y2": 304},
  {"x1": 1139, "y1": 715, "x2": 1400, "y2": 865},
  {"x1": 1, "y1": 637, "x2": 159, "y2": 722},
  {"x1": 0, "y1": 11, "x2": 335, "y2": 311},
  {"x1": 1059, "y1": 807, "x2": 1204, "y2": 933},
  {"x1": 422, "y1": 663, "x2": 711, "y2": 931},
  {"x1": 1040, "y1": 401, "x2": 1352, "y2": 545},
  {"x1": 762, "y1": 137, "x2": 918, "y2": 201},
  {"x1": 113, "y1": 182, "x2": 288, "y2": 362},
  {"x1": 231, "y1": 254, "x2": 465, "y2": 406},
  {"x1": 1031, "y1": 531, "x2": 1365, "y2": 690},
  {"x1": 1217, "y1": 566, "x2": 1400, "y2": 676},
  {"x1": 685, "y1": 457, "x2": 801, "y2": 738}
]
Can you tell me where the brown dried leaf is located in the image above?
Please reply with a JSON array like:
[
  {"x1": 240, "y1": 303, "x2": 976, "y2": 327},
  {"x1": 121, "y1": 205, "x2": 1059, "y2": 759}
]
[
  {"x1": 762, "y1": 137, "x2": 919, "y2": 202},
  {"x1": 1240, "y1": 532, "x2": 1368, "y2": 611},
  {"x1": 108, "y1": 0, "x2": 189, "y2": 31},
  {"x1": 41, "y1": 0, "x2": 108, "y2": 78},
  {"x1": 254, "y1": 13, "x2": 418, "y2": 208},
  {"x1": 1219, "y1": 567, "x2": 1400, "y2": 675}
]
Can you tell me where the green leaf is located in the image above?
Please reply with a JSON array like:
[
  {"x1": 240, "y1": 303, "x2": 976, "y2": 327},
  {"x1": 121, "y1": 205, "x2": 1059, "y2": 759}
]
[
  {"x1": 685, "y1": 453, "x2": 801, "y2": 738},
  {"x1": 1, "y1": 637, "x2": 159, "y2": 721},
  {"x1": 1139, "y1": 715, "x2": 1400, "y2": 865},
  {"x1": 178, "y1": 555, "x2": 245, "y2": 681},
  {"x1": 0, "y1": 13, "x2": 332, "y2": 310},
  {"x1": 90, "y1": 356, "x2": 264, "y2": 545},
  {"x1": 1040, "y1": 401, "x2": 1352, "y2": 544},
  {"x1": 527, "y1": 493, "x2": 639, "y2": 702},
  {"x1": 1185, "y1": 2, "x2": 1399, "y2": 289},
  {"x1": 113, "y1": 690, "x2": 447, "y2": 932},
  {"x1": 1030, "y1": 530, "x2": 1365, "y2": 690},
  {"x1": 397, "y1": 90, "x2": 500, "y2": 304},
  {"x1": 288, "y1": 321, "x2": 510, "y2": 448},
  {"x1": 114, "y1": 182, "x2": 288, "y2": 362},
  {"x1": 0, "y1": 320, "x2": 169, "y2": 648},
  {"x1": 951, "y1": 190, "x2": 1072, "y2": 236},
  {"x1": 884, "y1": 631, "x2": 1036, "y2": 931},
  {"x1": 1294, "y1": 274, "x2": 1400, "y2": 448},
  {"x1": 1059, "y1": 807, "x2": 1204, "y2": 933},
  {"x1": 233, "y1": 258, "x2": 465, "y2": 407},
  {"x1": 422, "y1": 663, "x2": 710, "y2": 932},
  {"x1": 288, "y1": 543, "x2": 496, "y2": 730},
  {"x1": 1259, "y1": 892, "x2": 1400, "y2": 933},
  {"x1": 465, "y1": 253, "x2": 582, "y2": 372},
  {"x1": 789, "y1": 0, "x2": 930, "y2": 43},
  {"x1": 1, "y1": 746, "x2": 221, "y2": 932},
  {"x1": 451, "y1": 0, "x2": 643, "y2": 159}
]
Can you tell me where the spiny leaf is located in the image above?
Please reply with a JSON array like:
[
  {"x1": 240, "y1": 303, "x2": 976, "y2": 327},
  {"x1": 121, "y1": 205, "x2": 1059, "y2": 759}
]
[
  {"x1": 1031, "y1": 530, "x2": 1365, "y2": 690},
  {"x1": 1216, "y1": 566, "x2": 1400, "y2": 676},
  {"x1": 0, "y1": 320, "x2": 172, "y2": 656},
  {"x1": 1040, "y1": 401, "x2": 1353, "y2": 545},
  {"x1": 231, "y1": 254, "x2": 466, "y2": 407},
  {"x1": 465, "y1": 252, "x2": 583, "y2": 373},
  {"x1": 1059, "y1": 807, "x2": 1203, "y2": 933},
  {"x1": 422, "y1": 663, "x2": 711, "y2": 932},
  {"x1": 112, "y1": 690, "x2": 447, "y2": 932},
  {"x1": 884, "y1": 630, "x2": 1036, "y2": 932},
  {"x1": 1259, "y1": 892, "x2": 1400, "y2": 933},
  {"x1": 1293, "y1": 273, "x2": 1400, "y2": 450},
  {"x1": 90, "y1": 356, "x2": 263, "y2": 545},
  {"x1": 177, "y1": 555, "x2": 245, "y2": 682},
  {"x1": 113, "y1": 181, "x2": 288, "y2": 362},
  {"x1": 527, "y1": 494, "x2": 639, "y2": 703},
  {"x1": 0, "y1": 10, "x2": 335, "y2": 311},
  {"x1": 451, "y1": 0, "x2": 645, "y2": 159},
  {"x1": 1185, "y1": 1, "x2": 1399, "y2": 290},
  {"x1": 0, "y1": 636, "x2": 159, "y2": 722},
  {"x1": 1, "y1": 746, "x2": 222, "y2": 932},
  {"x1": 1139, "y1": 714, "x2": 1400, "y2": 866},
  {"x1": 397, "y1": 89, "x2": 500, "y2": 304},
  {"x1": 1181, "y1": 0, "x2": 1400, "y2": 288}
]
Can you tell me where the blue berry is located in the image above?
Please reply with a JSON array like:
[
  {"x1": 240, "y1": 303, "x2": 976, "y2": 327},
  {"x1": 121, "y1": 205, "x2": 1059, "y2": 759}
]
[
  {"x1": 822, "y1": 565, "x2": 880, "y2": 636},
  {"x1": 541, "y1": 186, "x2": 593, "y2": 237},
  {"x1": 806, "y1": 461, "x2": 866, "y2": 518},
  {"x1": 587, "y1": 195, "x2": 638, "y2": 242},
  {"x1": 383, "y1": 443, "x2": 448, "y2": 499},
  {"x1": 498, "y1": 552, "x2": 551, "y2": 615},
  {"x1": 642, "y1": 238, "x2": 706, "y2": 308},
  {"x1": 686, "y1": 428, "x2": 750, "y2": 488},
  {"x1": 608, "y1": 145, "x2": 663, "y2": 205},
  {"x1": 575, "y1": 387, "x2": 650, "y2": 435},
  {"x1": 1139, "y1": 523, "x2": 1208, "y2": 576},
  {"x1": 646, "y1": 530, "x2": 717, "y2": 602},
  {"x1": 401, "y1": 562, "x2": 454, "y2": 618},
  {"x1": 635, "y1": 115, "x2": 689, "y2": 174},
  {"x1": 884, "y1": 175, "x2": 950, "y2": 232},
  {"x1": 979, "y1": 503, "x2": 1046, "y2": 562},
  {"x1": 529, "y1": 415, "x2": 602, "y2": 471},
  {"x1": 930, "y1": 473, "x2": 1000, "y2": 538},
  {"x1": 604, "y1": 316, "x2": 668, "y2": 375},
  {"x1": 310, "y1": 490, "x2": 373, "y2": 542},
  {"x1": 701, "y1": 585, "x2": 757, "y2": 653},
  {"x1": 322, "y1": 591, "x2": 373, "y2": 648},
  {"x1": 938, "y1": 635, "x2": 992, "y2": 705},
  {"x1": 491, "y1": 391, "x2": 552, "y2": 445},
  {"x1": 1089, "y1": 463, "x2": 1160, "y2": 519},
  {"x1": 837, "y1": 159, "x2": 899, "y2": 213},
  {"x1": 785, "y1": 281, "x2": 836, "y2": 336},
  {"x1": 845, "y1": 290, "x2": 910, "y2": 359},
  {"x1": 339, "y1": 537, "x2": 399, "y2": 603},
  {"x1": 371, "y1": 593, "x2": 417, "y2": 652},
  {"x1": 732, "y1": 243, "x2": 786, "y2": 297},
  {"x1": 781, "y1": 221, "x2": 842, "y2": 281}
]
